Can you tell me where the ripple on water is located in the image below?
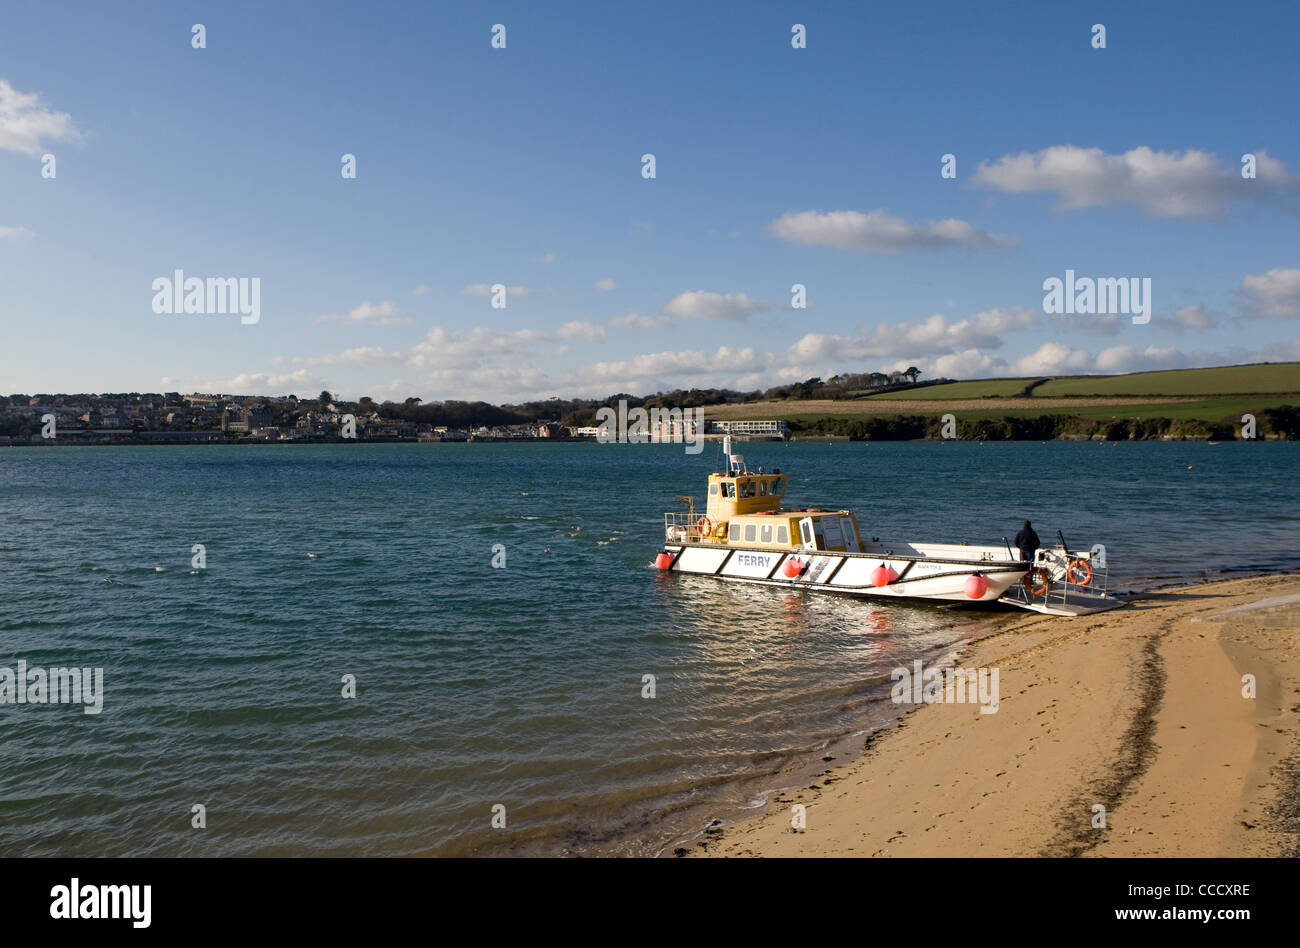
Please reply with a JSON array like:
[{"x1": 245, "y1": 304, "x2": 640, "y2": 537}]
[{"x1": 1, "y1": 441, "x2": 1296, "y2": 855}]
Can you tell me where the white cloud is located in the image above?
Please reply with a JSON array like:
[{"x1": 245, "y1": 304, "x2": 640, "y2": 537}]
[
  {"x1": 408, "y1": 326, "x2": 546, "y2": 368},
  {"x1": 412, "y1": 284, "x2": 428, "y2": 296},
  {"x1": 595, "y1": 278, "x2": 616, "y2": 292},
  {"x1": 286, "y1": 346, "x2": 405, "y2": 367},
  {"x1": 0, "y1": 79, "x2": 84, "y2": 156},
  {"x1": 610, "y1": 313, "x2": 672, "y2": 331},
  {"x1": 785, "y1": 308, "x2": 1038, "y2": 362},
  {"x1": 244, "y1": 318, "x2": 1300, "y2": 401},
  {"x1": 555, "y1": 320, "x2": 605, "y2": 343},
  {"x1": 973, "y1": 145, "x2": 1298, "y2": 217},
  {"x1": 589, "y1": 345, "x2": 774, "y2": 385},
  {"x1": 1170, "y1": 305, "x2": 1217, "y2": 330},
  {"x1": 664, "y1": 290, "x2": 769, "y2": 320},
  {"x1": 911, "y1": 349, "x2": 1005, "y2": 379},
  {"x1": 315, "y1": 300, "x2": 410, "y2": 326},
  {"x1": 1238, "y1": 267, "x2": 1300, "y2": 317},
  {"x1": 1007, "y1": 342, "x2": 1098, "y2": 376},
  {"x1": 1099, "y1": 345, "x2": 1189, "y2": 373},
  {"x1": 1004, "y1": 342, "x2": 1198, "y2": 376},
  {"x1": 165, "y1": 368, "x2": 329, "y2": 395},
  {"x1": 0, "y1": 225, "x2": 33, "y2": 240},
  {"x1": 767, "y1": 209, "x2": 1018, "y2": 252}
]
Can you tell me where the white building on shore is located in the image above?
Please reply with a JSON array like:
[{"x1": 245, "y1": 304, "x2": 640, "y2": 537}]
[{"x1": 707, "y1": 419, "x2": 789, "y2": 438}]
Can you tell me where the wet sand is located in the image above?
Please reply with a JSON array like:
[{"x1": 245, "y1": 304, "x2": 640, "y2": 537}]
[{"x1": 691, "y1": 573, "x2": 1300, "y2": 857}]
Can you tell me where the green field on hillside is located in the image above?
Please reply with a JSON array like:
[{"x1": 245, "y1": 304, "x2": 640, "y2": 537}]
[
  {"x1": 1031, "y1": 363, "x2": 1300, "y2": 397},
  {"x1": 708, "y1": 363, "x2": 1299, "y2": 438},
  {"x1": 862, "y1": 378, "x2": 1042, "y2": 399},
  {"x1": 770, "y1": 395, "x2": 1286, "y2": 425}
]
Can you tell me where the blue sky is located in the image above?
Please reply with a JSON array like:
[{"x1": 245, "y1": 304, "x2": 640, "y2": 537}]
[{"x1": 2, "y1": 0, "x2": 1299, "y2": 401}]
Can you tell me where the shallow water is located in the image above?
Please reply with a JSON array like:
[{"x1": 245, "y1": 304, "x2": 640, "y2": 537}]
[{"x1": 0, "y1": 441, "x2": 1295, "y2": 855}]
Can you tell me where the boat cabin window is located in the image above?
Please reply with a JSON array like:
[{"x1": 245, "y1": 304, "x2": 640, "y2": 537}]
[
  {"x1": 708, "y1": 483, "x2": 718, "y2": 496},
  {"x1": 721, "y1": 482, "x2": 736, "y2": 499},
  {"x1": 744, "y1": 524, "x2": 757, "y2": 542},
  {"x1": 758, "y1": 480, "x2": 768, "y2": 497},
  {"x1": 739, "y1": 480, "x2": 756, "y2": 499},
  {"x1": 777, "y1": 525, "x2": 789, "y2": 544},
  {"x1": 773, "y1": 479, "x2": 785, "y2": 497},
  {"x1": 760, "y1": 524, "x2": 773, "y2": 543},
  {"x1": 728, "y1": 523, "x2": 740, "y2": 541}
]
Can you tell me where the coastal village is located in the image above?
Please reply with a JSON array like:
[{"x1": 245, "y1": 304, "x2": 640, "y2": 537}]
[{"x1": 0, "y1": 391, "x2": 789, "y2": 445}]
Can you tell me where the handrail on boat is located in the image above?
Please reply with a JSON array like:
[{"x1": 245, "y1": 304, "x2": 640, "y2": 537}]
[{"x1": 1001, "y1": 547, "x2": 1111, "y2": 608}]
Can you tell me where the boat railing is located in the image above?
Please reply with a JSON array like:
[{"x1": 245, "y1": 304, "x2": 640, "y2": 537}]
[
  {"x1": 1001, "y1": 547, "x2": 1111, "y2": 609},
  {"x1": 664, "y1": 510, "x2": 706, "y2": 542}
]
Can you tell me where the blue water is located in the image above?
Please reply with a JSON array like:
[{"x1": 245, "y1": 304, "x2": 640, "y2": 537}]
[{"x1": 0, "y1": 441, "x2": 1296, "y2": 856}]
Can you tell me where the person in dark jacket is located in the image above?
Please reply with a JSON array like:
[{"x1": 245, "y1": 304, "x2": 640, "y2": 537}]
[{"x1": 1014, "y1": 521, "x2": 1040, "y2": 563}]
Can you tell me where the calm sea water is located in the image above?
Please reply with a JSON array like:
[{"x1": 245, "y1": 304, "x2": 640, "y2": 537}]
[{"x1": 1, "y1": 441, "x2": 1297, "y2": 856}]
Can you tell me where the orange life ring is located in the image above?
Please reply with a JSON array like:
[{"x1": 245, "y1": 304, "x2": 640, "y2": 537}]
[
  {"x1": 696, "y1": 515, "x2": 713, "y2": 537},
  {"x1": 1066, "y1": 559, "x2": 1092, "y2": 586},
  {"x1": 1023, "y1": 567, "x2": 1051, "y2": 595}
]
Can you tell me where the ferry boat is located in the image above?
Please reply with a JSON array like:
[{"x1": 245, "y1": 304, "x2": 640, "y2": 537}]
[{"x1": 656, "y1": 438, "x2": 1121, "y2": 615}]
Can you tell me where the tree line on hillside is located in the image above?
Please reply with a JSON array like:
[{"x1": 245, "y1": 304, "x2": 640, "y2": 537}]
[{"x1": 360, "y1": 369, "x2": 934, "y2": 429}]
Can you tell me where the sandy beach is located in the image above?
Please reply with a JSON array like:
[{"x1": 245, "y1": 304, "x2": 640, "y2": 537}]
[{"x1": 692, "y1": 573, "x2": 1300, "y2": 857}]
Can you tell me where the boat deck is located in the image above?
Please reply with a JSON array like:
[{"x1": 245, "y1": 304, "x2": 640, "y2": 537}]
[{"x1": 999, "y1": 584, "x2": 1126, "y2": 616}]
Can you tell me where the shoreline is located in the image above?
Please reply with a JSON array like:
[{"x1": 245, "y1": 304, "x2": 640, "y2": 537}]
[
  {"x1": 4, "y1": 436, "x2": 1295, "y2": 447},
  {"x1": 687, "y1": 571, "x2": 1300, "y2": 857}
]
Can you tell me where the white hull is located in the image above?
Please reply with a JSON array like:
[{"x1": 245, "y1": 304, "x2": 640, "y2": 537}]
[{"x1": 661, "y1": 542, "x2": 1026, "y2": 603}]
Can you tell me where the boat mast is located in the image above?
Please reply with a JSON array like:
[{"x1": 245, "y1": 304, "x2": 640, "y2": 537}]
[{"x1": 722, "y1": 434, "x2": 744, "y2": 474}]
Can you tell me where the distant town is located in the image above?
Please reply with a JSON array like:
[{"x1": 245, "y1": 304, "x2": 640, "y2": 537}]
[{"x1": 0, "y1": 389, "x2": 800, "y2": 446}]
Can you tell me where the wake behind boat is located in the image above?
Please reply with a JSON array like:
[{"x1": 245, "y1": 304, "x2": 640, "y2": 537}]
[{"x1": 656, "y1": 438, "x2": 1122, "y2": 616}]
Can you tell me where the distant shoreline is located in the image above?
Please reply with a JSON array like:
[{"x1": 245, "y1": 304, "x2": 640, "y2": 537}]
[{"x1": 3, "y1": 432, "x2": 1295, "y2": 448}]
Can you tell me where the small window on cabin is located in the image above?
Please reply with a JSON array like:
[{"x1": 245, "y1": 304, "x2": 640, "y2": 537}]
[
  {"x1": 722, "y1": 482, "x2": 736, "y2": 499},
  {"x1": 744, "y1": 524, "x2": 757, "y2": 542},
  {"x1": 760, "y1": 524, "x2": 773, "y2": 543},
  {"x1": 709, "y1": 484, "x2": 718, "y2": 496},
  {"x1": 773, "y1": 479, "x2": 785, "y2": 496},
  {"x1": 758, "y1": 481, "x2": 768, "y2": 497},
  {"x1": 739, "y1": 481, "x2": 756, "y2": 499},
  {"x1": 777, "y1": 525, "x2": 789, "y2": 544},
  {"x1": 729, "y1": 523, "x2": 740, "y2": 541}
]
